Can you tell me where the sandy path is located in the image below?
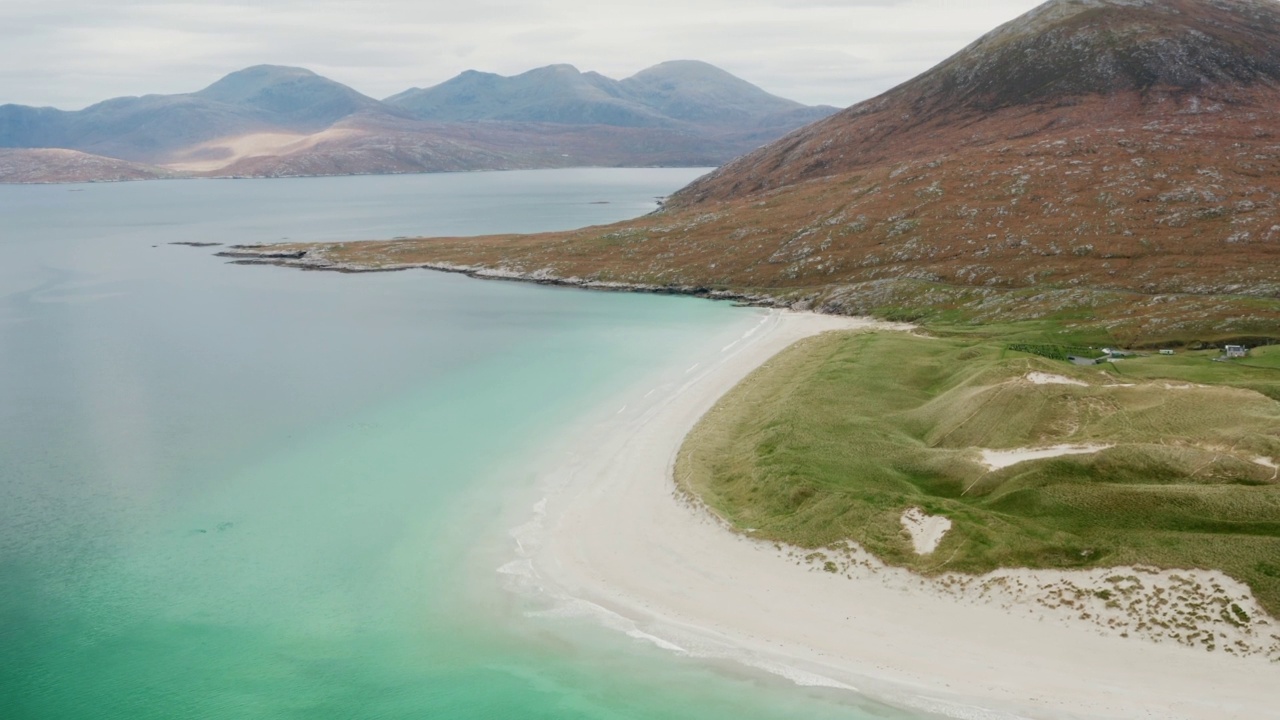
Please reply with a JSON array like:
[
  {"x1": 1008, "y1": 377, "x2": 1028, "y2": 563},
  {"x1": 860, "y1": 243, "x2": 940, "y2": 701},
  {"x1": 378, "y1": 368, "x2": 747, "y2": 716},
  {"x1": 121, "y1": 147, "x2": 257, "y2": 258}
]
[{"x1": 517, "y1": 311, "x2": 1277, "y2": 720}]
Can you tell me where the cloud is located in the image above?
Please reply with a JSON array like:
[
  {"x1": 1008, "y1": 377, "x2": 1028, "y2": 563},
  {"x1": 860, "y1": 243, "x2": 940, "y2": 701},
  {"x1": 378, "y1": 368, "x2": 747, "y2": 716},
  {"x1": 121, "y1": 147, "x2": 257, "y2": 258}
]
[{"x1": 0, "y1": 0, "x2": 1046, "y2": 109}]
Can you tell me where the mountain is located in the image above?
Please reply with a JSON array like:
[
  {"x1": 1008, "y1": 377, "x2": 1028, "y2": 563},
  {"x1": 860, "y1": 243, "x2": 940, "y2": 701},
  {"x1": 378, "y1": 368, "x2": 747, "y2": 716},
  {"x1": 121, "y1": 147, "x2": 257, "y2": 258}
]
[
  {"x1": 0, "y1": 65, "x2": 397, "y2": 163},
  {"x1": 619, "y1": 60, "x2": 833, "y2": 127},
  {"x1": 385, "y1": 60, "x2": 837, "y2": 130},
  {"x1": 671, "y1": 0, "x2": 1280, "y2": 205},
  {"x1": 1, "y1": 61, "x2": 834, "y2": 182},
  {"x1": 273, "y1": 0, "x2": 1280, "y2": 342},
  {"x1": 191, "y1": 65, "x2": 392, "y2": 129},
  {"x1": 385, "y1": 64, "x2": 667, "y2": 126}
]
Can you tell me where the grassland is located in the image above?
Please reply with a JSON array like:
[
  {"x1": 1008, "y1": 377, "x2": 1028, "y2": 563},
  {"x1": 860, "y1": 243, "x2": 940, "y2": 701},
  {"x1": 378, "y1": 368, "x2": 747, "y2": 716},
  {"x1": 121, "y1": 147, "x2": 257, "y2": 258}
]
[{"x1": 676, "y1": 328, "x2": 1280, "y2": 618}]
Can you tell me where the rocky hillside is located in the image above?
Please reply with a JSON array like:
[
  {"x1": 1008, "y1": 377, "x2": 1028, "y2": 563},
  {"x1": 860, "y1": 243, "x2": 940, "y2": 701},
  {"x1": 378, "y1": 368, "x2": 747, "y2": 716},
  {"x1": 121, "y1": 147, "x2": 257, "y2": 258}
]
[
  {"x1": 252, "y1": 0, "x2": 1280, "y2": 342},
  {"x1": 672, "y1": 0, "x2": 1280, "y2": 205},
  {"x1": 0, "y1": 148, "x2": 176, "y2": 183}
]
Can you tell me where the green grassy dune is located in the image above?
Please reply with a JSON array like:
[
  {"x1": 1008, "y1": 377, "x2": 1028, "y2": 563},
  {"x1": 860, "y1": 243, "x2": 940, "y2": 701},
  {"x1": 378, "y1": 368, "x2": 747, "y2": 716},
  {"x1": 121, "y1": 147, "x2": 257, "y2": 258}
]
[{"x1": 677, "y1": 330, "x2": 1280, "y2": 617}]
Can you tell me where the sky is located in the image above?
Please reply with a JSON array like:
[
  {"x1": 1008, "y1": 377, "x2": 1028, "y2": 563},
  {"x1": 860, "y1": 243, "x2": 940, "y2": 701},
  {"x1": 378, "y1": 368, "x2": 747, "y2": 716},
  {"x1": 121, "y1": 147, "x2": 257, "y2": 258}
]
[{"x1": 2, "y1": 0, "x2": 1047, "y2": 111}]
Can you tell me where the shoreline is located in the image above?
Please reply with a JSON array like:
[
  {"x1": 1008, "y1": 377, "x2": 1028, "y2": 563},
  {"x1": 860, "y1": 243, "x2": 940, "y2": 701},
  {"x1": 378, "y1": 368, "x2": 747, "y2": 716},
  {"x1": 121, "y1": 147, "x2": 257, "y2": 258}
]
[
  {"x1": 215, "y1": 246, "x2": 794, "y2": 309},
  {"x1": 510, "y1": 310, "x2": 1277, "y2": 720}
]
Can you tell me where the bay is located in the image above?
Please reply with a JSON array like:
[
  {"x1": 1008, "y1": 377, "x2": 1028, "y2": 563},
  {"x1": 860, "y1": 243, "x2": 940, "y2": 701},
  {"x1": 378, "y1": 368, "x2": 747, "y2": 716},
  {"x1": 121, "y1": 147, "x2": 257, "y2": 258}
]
[{"x1": 0, "y1": 170, "x2": 927, "y2": 720}]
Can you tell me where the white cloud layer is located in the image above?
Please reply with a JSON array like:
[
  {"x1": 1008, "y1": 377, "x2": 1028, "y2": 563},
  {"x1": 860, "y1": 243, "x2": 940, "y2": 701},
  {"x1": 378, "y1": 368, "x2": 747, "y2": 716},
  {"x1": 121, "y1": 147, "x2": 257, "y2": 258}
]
[{"x1": 1, "y1": 0, "x2": 1046, "y2": 110}]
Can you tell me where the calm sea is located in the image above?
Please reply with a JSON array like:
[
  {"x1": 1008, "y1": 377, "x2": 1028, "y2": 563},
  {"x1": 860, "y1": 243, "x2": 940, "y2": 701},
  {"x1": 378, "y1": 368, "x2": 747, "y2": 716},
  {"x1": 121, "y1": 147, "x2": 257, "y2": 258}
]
[{"x1": 0, "y1": 170, "x2": 927, "y2": 720}]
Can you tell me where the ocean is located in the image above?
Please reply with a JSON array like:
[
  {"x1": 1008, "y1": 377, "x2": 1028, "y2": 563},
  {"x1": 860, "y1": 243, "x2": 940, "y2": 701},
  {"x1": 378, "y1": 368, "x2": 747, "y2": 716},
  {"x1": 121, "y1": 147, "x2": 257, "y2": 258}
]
[{"x1": 0, "y1": 170, "x2": 926, "y2": 719}]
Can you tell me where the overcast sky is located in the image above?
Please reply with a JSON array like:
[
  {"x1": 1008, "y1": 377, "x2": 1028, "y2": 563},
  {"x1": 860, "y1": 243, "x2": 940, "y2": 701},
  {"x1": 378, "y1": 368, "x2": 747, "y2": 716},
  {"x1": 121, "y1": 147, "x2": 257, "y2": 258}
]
[{"x1": 2, "y1": 0, "x2": 1047, "y2": 111}]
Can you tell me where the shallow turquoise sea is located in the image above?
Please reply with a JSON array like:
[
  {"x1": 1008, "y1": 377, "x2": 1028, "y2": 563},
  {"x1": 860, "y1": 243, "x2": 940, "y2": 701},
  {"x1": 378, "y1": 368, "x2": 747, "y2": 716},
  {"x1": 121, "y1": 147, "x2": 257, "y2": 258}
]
[{"x1": 0, "y1": 170, "x2": 929, "y2": 719}]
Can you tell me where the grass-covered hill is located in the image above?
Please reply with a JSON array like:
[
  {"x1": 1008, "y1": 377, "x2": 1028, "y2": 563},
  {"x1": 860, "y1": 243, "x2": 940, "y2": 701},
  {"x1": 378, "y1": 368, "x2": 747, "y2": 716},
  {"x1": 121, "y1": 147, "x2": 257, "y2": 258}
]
[{"x1": 676, "y1": 329, "x2": 1280, "y2": 622}]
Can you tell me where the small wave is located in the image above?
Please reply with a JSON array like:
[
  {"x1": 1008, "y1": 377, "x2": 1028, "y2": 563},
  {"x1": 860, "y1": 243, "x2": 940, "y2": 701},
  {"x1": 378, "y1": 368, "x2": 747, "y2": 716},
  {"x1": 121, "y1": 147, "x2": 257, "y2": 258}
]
[
  {"x1": 903, "y1": 696, "x2": 1036, "y2": 720},
  {"x1": 496, "y1": 559, "x2": 535, "y2": 578},
  {"x1": 738, "y1": 658, "x2": 859, "y2": 692},
  {"x1": 625, "y1": 629, "x2": 689, "y2": 655},
  {"x1": 525, "y1": 596, "x2": 693, "y2": 655}
]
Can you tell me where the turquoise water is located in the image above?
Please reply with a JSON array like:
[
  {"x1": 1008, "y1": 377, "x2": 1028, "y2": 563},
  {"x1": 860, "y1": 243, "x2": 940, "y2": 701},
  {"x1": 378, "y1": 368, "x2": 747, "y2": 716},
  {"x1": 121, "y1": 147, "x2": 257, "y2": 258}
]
[{"x1": 0, "y1": 171, "x2": 926, "y2": 719}]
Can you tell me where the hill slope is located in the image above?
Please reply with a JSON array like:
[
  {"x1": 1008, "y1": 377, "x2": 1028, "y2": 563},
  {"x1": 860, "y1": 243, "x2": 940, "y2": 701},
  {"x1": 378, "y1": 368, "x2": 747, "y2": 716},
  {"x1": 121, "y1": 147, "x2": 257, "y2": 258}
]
[
  {"x1": 268, "y1": 0, "x2": 1280, "y2": 341},
  {"x1": 0, "y1": 148, "x2": 176, "y2": 183}
]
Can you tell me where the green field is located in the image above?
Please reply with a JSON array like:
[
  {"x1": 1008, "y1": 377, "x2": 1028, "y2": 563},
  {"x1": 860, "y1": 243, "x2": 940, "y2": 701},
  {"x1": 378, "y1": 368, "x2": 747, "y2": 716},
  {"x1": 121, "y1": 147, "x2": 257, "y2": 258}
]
[{"x1": 677, "y1": 330, "x2": 1280, "y2": 617}]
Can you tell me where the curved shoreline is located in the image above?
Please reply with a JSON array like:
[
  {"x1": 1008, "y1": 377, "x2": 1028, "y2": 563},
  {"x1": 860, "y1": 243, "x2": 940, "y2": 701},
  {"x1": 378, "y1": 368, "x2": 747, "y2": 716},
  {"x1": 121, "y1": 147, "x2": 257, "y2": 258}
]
[{"x1": 513, "y1": 310, "x2": 1277, "y2": 720}]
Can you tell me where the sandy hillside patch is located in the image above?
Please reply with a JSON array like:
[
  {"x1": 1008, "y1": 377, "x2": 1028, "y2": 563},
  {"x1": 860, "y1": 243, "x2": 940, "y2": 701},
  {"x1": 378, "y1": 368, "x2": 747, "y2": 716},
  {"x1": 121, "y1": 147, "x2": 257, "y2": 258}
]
[
  {"x1": 163, "y1": 129, "x2": 361, "y2": 172},
  {"x1": 1025, "y1": 371, "x2": 1087, "y2": 386},
  {"x1": 899, "y1": 508, "x2": 951, "y2": 555},
  {"x1": 1256, "y1": 457, "x2": 1279, "y2": 480},
  {"x1": 979, "y1": 444, "x2": 1113, "y2": 470}
]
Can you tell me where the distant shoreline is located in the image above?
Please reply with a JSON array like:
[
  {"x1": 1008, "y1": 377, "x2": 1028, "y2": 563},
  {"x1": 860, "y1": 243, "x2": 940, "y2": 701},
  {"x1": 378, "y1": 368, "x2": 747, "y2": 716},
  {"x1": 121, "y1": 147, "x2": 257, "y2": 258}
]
[
  {"x1": 0, "y1": 162, "x2": 715, "y2": 186},
  {"x1": 514, "y1": 310, "x2": 1278, "y2": 720},
  {"x1": 214, "y1": 244, "x2": 791, "y2": 309}
]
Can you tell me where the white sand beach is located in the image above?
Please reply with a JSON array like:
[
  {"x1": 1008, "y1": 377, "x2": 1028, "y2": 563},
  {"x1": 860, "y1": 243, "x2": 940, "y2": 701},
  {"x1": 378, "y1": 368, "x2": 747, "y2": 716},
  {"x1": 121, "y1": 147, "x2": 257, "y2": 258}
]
[{"x1": 513, "y1": 310, "x2": 1278, "y2": 720}]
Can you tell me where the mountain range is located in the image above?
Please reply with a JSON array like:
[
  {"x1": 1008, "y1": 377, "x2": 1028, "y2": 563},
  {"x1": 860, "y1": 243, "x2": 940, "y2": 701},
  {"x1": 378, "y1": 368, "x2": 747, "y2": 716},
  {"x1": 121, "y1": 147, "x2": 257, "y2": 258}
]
[
  {"x1": 0, "y1": 62, "x2": 836, "y2": 182},
  {"x1": 246, "y1": 0, "x2": 1280, "y2": 343}
]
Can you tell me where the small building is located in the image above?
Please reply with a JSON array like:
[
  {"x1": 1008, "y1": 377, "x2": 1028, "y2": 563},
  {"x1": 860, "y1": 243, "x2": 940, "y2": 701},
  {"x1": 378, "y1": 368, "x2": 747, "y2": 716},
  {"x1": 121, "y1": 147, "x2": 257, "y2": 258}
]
[
  {"x1": 1159, "y1": 349, "x2": 1175, "y2": 356},
  {"x1": 1225, "y1": 345, "x2": 1248, "y2": 359}
]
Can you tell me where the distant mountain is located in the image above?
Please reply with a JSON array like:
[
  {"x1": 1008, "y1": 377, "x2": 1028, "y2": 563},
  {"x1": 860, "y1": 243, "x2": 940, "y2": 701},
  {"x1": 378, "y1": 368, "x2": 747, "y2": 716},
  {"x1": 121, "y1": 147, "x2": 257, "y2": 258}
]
[
  {"x1": 385, "y1": 60, "x2": 837, "y2": 130},
  {"x1": 0, "y1": 65, "x2": 399, "y2": 163},
  {"x1": 385, "y1": 64, "x2": 666, "y2": 126},
  {"x1": 0, "y1": 61, "x2": 835, "y2": 182},
  {"x1": 619, "y1": 60, "x2": 834, "y2": 127},
  {"x1": 191, "y1": 65, "x2": 392, "y2": 129}
]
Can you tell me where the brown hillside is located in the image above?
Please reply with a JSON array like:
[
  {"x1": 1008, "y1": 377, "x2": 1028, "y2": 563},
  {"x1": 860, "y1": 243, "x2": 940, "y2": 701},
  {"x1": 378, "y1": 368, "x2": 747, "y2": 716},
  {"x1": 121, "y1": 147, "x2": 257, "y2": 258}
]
[
  {"x1": 672, "y1": 0, "x2": 1280, "y2": 205},
  {"x1": 0, "y1": 148, "x2": 176, "y2": 183},
  {"x1": 246, "y1": 0, "x2": 1280, "y2": 341}
]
